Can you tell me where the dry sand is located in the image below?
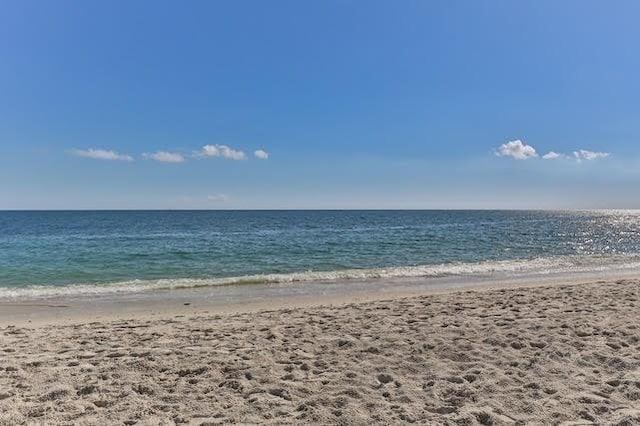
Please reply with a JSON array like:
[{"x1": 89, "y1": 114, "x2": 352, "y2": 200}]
[{"x1": 1, "y1": 279, "x2": 640, "y2": 425}]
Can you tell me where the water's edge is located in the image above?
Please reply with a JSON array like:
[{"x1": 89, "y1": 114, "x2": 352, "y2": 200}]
[
  {"x1": 2, "y1": 265, "x2": 639, "y2": 329},
  {"x1": 3, "y1": 254, "x2": 640, "y2": 300}
]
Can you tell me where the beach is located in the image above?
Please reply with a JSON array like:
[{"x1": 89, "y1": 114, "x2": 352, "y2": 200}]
[
  {"x1": 1, "y1": 277, "x2": 639, "y2": 425},
  {"x1": 4, "y1": 0, "x2": 639, "y2": 422}
]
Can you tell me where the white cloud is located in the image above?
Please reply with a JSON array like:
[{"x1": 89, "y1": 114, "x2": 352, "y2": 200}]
[
  {"x1": 254, "y1": 149, "x2": 269, "y2": 160},
  {"x1": 495, "y1": 139, "x2": 611, "y2": 164},
  {"x1": 542, "y1": 151, "x2": 564, "y2": 160},
  {"x1": 207, "y1": 194, "x2": 229, "y2": 202},
  {"x1": 71, "y1": 148, "x2": 133, "y2": 162},
  {"x1": 143, "y1": 151, "x2": 185, "y2": 163},
  {"x1": 496, "y1": 140, "x2": 538, "y2": 160},
  {"x1": 573, "y1": 150, "x2": 610, "y2": 162},
  {"x1": 198, "y1": 144, "x2": 246, "y2": 160}
]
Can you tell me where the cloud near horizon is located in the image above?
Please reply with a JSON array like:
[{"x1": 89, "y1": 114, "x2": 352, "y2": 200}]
[
  {"x1": 496, "y1": 140, "x2": 538, "y2": 160},
  {"x1": 143, "y1": 151, "x2": 185, "y2": 163},
  {"x1": 70, "y1": 148, "x2": 133, "y2": 162},
  {"x1": 207, "y1": 194, "x2": 229, "y2": 202},
  {"x1": 198, "y1": 144, "x2": 247, "y2": 160}
]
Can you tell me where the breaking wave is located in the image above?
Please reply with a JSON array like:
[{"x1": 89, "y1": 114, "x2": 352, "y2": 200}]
[{"x1": 2, "y1": 254, "x2": 640, "y2": 300}]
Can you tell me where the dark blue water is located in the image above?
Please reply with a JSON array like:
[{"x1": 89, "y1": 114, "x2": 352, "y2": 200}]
[{"x1": 1, "y1": 210, "x2": 640, "y2": 298}]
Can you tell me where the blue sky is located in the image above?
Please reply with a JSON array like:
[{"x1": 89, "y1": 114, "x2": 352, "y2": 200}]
[{"x1": 1, "y1": 1, "x2": 639, "y2": 209}]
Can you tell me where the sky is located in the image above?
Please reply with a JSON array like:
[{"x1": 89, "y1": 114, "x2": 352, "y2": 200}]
[{"x1": 1, "y1": 1, "x2": 639, "y2": 210}]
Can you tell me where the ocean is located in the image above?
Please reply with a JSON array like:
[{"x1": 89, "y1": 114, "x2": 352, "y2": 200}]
[{"x1": 1, "y1": 210, "x2": 640, "y2": 299}]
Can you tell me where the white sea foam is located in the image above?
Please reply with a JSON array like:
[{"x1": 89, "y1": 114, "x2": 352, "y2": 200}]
[{"x1": 2, "y1": 255, "x2": 640, "y2": 300}]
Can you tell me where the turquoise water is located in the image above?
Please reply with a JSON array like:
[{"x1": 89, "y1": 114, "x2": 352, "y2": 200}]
[{"x1": 1, "y1": 210, "x2": 640, "y2": 298}]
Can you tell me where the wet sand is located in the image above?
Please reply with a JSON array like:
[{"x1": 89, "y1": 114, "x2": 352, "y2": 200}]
[{"x1": 1, "y1": 278, "x2": 640, "y2": 424}]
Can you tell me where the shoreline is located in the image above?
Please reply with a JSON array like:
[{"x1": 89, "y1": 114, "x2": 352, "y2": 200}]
[{"x1": 1, "y1": 268, "x2": 639, "y2": 327}]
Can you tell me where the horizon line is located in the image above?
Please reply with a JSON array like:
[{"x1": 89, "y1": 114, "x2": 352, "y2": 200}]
[{"x1": 1, "y1": 208, "x2": 639, "y2": 212}]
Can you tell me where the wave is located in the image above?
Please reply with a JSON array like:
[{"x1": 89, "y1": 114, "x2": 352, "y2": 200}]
[{"x1": 2, "y1": 254, "x2": 640, "y2": 299}]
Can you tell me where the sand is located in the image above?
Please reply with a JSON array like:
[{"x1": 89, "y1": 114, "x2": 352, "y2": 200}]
[{"x1": 1, "y1": 279, "x2": 640, "y2": 425}]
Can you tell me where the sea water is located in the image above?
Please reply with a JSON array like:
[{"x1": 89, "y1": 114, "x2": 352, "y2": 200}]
[{"x1": 1, "y1": 210, "x2": 640, "y2": 298}]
